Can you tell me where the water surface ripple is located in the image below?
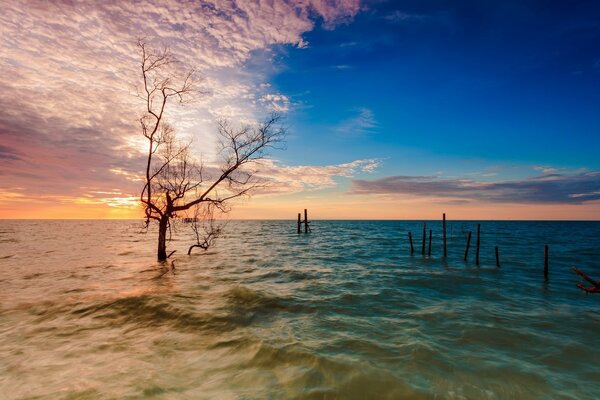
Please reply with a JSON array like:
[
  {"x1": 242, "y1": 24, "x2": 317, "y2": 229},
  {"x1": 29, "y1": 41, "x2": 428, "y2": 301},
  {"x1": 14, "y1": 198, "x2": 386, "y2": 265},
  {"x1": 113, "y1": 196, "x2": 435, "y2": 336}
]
[{"x1": 0, "y1": 220, "x2": 599, "y2": 399}]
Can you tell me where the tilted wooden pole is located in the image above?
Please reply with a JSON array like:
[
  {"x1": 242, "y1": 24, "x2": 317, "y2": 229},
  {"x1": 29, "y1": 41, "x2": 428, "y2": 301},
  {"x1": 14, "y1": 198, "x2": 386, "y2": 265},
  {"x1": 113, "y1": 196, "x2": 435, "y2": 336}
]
[{"x1": 464, "y1": 231, "x2": 472, "y2": 261}]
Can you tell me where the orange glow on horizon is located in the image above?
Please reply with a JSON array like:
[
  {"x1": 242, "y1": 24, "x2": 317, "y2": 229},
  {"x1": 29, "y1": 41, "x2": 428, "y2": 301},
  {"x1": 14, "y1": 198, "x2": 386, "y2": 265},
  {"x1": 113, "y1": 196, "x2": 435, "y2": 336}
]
[{"x1": 2, "y1": 195, "x2": 599, "y2": 221}]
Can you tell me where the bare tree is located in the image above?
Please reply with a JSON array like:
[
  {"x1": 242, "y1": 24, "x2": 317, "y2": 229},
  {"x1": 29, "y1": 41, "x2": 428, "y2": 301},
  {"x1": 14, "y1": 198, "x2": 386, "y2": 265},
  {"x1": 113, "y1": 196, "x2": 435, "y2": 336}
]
[
  {"x1": 186, "y1": 203, "x2": 224, "y2": 255},
  {"x1": 137, "y1": 40, "x2": 284, "y2": 261}
]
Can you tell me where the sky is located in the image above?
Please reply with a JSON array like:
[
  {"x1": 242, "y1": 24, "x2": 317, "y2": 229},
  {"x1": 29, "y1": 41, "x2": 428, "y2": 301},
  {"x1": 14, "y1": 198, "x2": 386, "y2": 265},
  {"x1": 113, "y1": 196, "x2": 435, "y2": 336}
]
[{"x1": 1, "y1": 0, "x2": 599, "y2": 220}]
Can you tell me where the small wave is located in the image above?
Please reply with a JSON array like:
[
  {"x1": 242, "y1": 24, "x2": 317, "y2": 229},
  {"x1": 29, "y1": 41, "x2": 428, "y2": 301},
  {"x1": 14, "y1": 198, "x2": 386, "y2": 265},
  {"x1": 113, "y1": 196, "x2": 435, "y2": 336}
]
[{"x1": 224, "y1": 286, "x2": 314, "y2": 315}]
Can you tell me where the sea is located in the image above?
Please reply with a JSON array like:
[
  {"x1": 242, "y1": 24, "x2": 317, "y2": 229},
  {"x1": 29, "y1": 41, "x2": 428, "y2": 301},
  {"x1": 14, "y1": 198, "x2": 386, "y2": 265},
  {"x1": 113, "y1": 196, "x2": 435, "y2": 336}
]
[{"x1": 0, "y1": 220, "x2": 599, "y2": 399}]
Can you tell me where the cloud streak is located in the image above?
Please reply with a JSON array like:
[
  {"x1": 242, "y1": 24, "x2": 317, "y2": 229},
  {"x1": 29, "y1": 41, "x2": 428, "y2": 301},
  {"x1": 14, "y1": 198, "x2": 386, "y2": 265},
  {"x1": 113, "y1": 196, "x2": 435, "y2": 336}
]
[
  {"x1": 350, "y1": 172, "x2": 600, "y2": 204},
  {"x1": 254, "y1": 158, "x2": 380, "y2": 195}
]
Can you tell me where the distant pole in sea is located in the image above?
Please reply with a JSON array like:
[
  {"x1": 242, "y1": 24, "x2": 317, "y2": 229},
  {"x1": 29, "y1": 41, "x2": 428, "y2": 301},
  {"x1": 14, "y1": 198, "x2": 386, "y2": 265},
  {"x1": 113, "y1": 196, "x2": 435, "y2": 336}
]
[
  {"x1": 428, "y1": 229, "x2": 432, "y2": 257},
  {"x1": 408, "y1": 232, "x2": 414, "y2": 255},
  {"x1": 442, "y1": 213, "x2": 447, "y2": 257},
  {"x1": 544, "y1": 245, "x2": 549, "y2": 281},
  {"x1": 422, "y1": 223, "x2": 427, "y2": 255},
  {"x1": 495, "y1": 246, "x2": 500, "y2": 267},
  {"x1": 297, "y1": 213, "x2": 301, "y2": 234},
  {"x1": 304, "y1": 209, "x2": 309, "y2": 233},
  {"x1": 464, "y1": 231, "x2": 472, "y2": 261},
  {"x1": 476, "y1": 224, "x2": 481, "y2": 266}
]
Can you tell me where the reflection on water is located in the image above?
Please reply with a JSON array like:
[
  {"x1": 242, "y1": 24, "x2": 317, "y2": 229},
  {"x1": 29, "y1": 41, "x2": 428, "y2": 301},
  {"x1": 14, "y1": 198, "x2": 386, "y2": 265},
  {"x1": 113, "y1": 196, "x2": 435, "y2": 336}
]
[{"x1": 0, "y1": 220, "x2": 599, "y2": 399}]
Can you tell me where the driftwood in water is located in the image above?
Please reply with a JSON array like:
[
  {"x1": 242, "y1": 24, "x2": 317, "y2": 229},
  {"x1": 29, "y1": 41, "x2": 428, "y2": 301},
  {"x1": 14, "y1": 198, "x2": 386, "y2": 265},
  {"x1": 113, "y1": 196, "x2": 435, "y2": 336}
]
[{"x1": 572, "y1": 267, "x2": 600, "y2": 293}]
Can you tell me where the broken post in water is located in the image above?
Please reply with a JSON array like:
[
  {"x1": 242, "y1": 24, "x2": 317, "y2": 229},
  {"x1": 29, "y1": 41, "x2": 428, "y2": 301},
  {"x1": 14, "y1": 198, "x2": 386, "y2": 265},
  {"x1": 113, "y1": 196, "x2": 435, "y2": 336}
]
[
  {"x1": 544, "y1": 245, "x2": 549, "y2": 280},
  {"x1": 296, "y1": 209, "x2": 311, "y2": 233},
  {"x1": 476, "y1": 224, "x2": 481, "y2": 266},
  {"x1": 421, "y1": 223, "x2": 427, "y2": 255},
  {"x1": 428, "y1": 229, "x2": 432, "y2": 257},
  {"x1": 464, "y1": 231, "x2": 472, "y2": 261},
  {"x1": 442, "y1": 213, "x2": 447, "y2": 257},
  {"x1": 408, "y1": 232, "x2": 414, "y2": 254},
  {"x1": 304, "y1": 209, "x2": 309, "y2": 233},
  {"x1": 495, "y1": 246, "x2": 500, "y2": 267}
]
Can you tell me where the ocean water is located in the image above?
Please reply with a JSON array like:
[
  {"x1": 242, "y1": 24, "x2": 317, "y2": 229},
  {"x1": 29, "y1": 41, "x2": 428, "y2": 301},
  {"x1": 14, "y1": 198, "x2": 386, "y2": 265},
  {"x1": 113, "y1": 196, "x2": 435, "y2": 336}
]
[{"x1": 0, "y1": 219, "x2": 599, "y2": 399}]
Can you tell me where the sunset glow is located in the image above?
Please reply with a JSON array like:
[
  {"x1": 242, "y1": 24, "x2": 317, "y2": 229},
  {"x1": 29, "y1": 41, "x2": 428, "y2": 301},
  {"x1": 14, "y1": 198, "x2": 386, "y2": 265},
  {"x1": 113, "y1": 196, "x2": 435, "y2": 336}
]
[{"x1": 1, "y1": 1, "x2": 599, "y2": 220}]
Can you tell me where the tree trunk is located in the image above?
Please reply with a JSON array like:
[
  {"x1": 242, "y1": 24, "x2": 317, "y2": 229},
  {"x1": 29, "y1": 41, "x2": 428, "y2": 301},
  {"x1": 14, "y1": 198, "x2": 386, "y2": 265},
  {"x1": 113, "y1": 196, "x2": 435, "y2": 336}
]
[{"x1": 157, "y1": 216, "x2": 169, "y2": 261}]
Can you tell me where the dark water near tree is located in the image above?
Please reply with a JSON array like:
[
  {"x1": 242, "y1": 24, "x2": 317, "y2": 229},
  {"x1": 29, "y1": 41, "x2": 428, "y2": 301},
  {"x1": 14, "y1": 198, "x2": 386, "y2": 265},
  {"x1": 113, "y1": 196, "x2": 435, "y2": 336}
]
[{"x1": 0, "y1": 220, "x2": 599, "y2": 399}]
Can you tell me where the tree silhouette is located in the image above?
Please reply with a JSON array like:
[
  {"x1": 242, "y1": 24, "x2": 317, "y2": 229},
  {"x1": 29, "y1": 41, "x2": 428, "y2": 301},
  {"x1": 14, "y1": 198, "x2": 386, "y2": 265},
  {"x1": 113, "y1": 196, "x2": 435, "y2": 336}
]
[{"x1": 137, "y1": 40, "x2": 284, "y2": 261}]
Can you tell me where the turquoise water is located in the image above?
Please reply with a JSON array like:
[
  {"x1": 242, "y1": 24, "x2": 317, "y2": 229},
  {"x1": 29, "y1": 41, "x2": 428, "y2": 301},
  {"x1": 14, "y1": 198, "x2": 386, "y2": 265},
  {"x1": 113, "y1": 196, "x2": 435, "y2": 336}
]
[{"x1": 0, "y1": 220, "x2": 599, "y2": 399}]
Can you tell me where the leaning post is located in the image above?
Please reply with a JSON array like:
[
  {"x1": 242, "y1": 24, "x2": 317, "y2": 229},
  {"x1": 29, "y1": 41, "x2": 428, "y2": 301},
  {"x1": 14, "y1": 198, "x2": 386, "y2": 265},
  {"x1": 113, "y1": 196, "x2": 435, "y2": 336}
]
[
  {"x1": 464, "y1": 231, "x2": 472, "y2": 261},
  {"x1": 408, "y1": 232, "x2": 414, "y2": 255}
]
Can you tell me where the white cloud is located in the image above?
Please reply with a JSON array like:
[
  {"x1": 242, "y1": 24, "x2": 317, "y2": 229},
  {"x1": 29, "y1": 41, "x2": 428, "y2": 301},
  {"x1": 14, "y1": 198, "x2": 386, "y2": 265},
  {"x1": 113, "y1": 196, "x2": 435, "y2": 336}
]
[
  {"x1": 254, "y1": 158, "x2": 380, "y2": 194},
  {"x1": 0, "y1": 0, "x2": 361, "y2": 202}
]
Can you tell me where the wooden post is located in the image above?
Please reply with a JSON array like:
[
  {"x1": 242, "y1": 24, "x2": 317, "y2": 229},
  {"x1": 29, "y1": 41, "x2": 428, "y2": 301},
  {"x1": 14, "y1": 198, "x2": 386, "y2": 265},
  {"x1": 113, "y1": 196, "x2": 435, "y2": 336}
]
[
  {"x1": 475, "y1": 224, "x2": 481, "y2": 266},
  {"x1": 408, "y1": 232, "x2": 414, "y2": 254},
  {"x1": 304, "y1": 209, "x2": 308, "y2": 233},
  {"x1": 442, "y1": 213, "x2": 447, "y2": 257},
  {"x1": 544, "y1": 245, "x2": 549, "y2": 281},
  {"x1": 297, "y1": 213, "x2": 301, "y2": 233},
  {"x1": 428, "y1": 229, "x2": 432, "y2": 257},
  {"x1": 495, "y1": 246, "x2": 500, "y2": 267},
  {"x1": 464, "y1": 231, "x2": 472, "y2": 261},
  {"x1": 421, "y1": 223, "x2": 426, "y2": 255}
]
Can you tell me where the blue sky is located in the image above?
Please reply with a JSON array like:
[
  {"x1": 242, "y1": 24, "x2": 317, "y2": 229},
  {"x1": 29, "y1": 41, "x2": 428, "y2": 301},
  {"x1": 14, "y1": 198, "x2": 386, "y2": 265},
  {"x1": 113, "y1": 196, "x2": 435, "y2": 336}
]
[
  {"x1": 1, "y1": 0, "x2": 599, "y2": 219},
  {"x1": 267, "y1": 0, "x2": 600, "y2": 178}
]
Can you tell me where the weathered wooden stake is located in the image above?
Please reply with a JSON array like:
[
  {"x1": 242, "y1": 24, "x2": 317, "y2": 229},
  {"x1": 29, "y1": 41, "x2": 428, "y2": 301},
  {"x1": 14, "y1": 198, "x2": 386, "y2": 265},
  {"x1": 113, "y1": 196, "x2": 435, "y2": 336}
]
[
  {"x1": 544, "y1": 245, "x2": 549, "y2": 281},
  {"x1": 421, "y1": 223, "x2": 427, "y2": 255},
  {"x1": 495, "y1": 246, "x2": 500, "y2": 267},
  {"x1": 464, "y1": 231, "x2": 472, "y2": 261},
  {"x1": 475, "y1": 224, "x2": 481, "y2": 266},
  {"x1": 297, "y1": 213, "x2": 301, "y2": 234},
  {"x1": 304, "y1": 209, "x2": 308, "y2": 233},
  {"x1": 442, "y1": 213, "x2": 447, "y2": 257},
  {"x1": 428, "y1": 229, "x2": 432, "y2": 257},
  {"x1": 408, "y1": 232, "x2": 414, "y2": 254}
]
